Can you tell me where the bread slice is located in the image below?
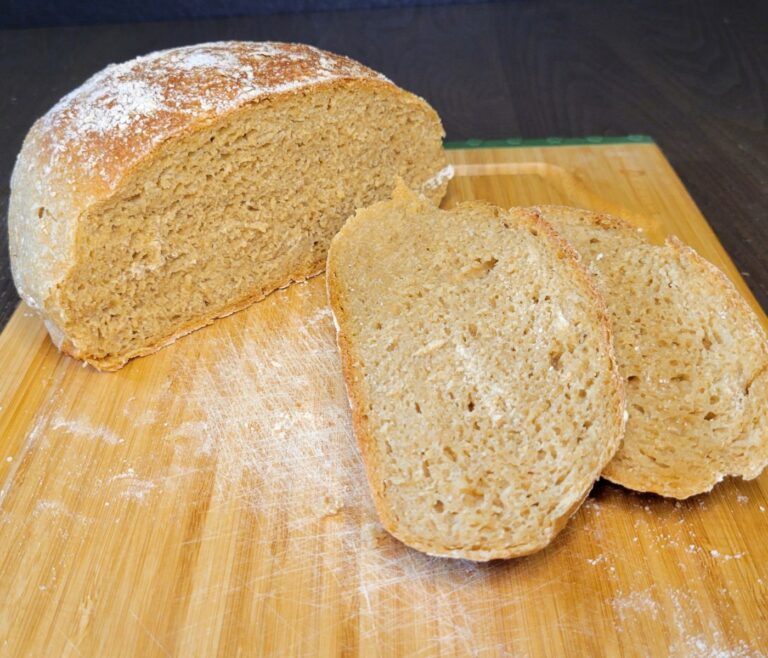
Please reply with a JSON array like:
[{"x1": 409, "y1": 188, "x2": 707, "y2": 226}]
[
  {"x1": 537, "y1": 206, "x2": 768, "y2": 499},
  {"x1": 326, "y1": 185, "x2": 625, "y2": 560},
  {"x1": 9, "y1": 41, "x2": 450, "y2": 370}
]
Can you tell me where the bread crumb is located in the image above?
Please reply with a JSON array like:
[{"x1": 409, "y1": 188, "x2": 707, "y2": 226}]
[
  {"x1": 709, "y1": 549, "x2": 745, "y2": 561},
  {"x1": 321, "y1": 494, "x2": 344, "y2": 517}
]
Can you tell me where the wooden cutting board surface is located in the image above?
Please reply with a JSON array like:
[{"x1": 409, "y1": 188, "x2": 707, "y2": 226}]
[{"x1": 1, "y1": 141, "x2": 767, "y2": 657}]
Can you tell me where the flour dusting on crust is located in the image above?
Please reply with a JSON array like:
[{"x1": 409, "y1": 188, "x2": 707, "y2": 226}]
[{"x1": 34, "y1": 42, "x2": 391, "y2": 194}]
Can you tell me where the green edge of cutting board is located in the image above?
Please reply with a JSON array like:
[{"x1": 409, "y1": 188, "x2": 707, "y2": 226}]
[{"x1": 443, "y1": 135, "x2": 654, "y2": 149}]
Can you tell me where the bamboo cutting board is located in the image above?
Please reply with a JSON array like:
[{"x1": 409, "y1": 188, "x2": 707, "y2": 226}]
[{"x1": 1, "y1": 140, "x2": 767, "y2": 657}]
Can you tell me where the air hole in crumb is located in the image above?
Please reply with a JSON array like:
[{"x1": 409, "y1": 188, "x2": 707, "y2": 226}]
[
  {"x1": 709, "y1": 395, "x2": 719, "y2": 404},
  {"x1": 589, "y1": 237, "x2": 599, "y2": 244},
  {"x1": 633, "y1": 404, "x2": 645, "y2": 414},
  {"x1": 462, "y1": 489, "x2": 484, "y2": 506},
  {"x1": 414, "y1": 402, "x2": 421, "y2": 414},
  {"x1": 704, "y1": 412, "x2": 717, "y2": 421},
  {"x1": 549, "y1": 350, "x2": 563, "y2": 370},
  {"x1": 702, "y1": 336, "x2": 713, "y2": 350},
  {"x1": 463, "y1": 257, "x2": 498, "y2": 279},
  {"x1": 468, "y1": 323, "x2": 478, "y2": 338},
  {"x1": 434, "y1": 500, "x2": 444, "y2": 513},
  {"x1": 671, "y1": 374, "x2": 690, "y2": 383},
  {"x1": 627, "y1": 375, "x2": 639, "y2": 384},
  {"x1": 467, "y1": 399, "x2": 475, "y2": 412},
  {"x1": 443, "y1": 446, "x2": 457, "y2": 461},
  {"x1": 374, "y1": 322, "x2": 382, "y2": 330},
  {"x1": 37, "y1": 207, "x2": 46, "y2": 218},
  {"x1": 422, "y1": 461, "x2": 431, "y2": 478}
]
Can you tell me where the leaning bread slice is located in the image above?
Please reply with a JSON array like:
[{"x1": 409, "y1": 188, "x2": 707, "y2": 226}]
[
  {"x1": 537, "y1": 206, "x2": 768, "y2": 499},
  {"x1": 327, "y1": 185, "x2": 625, "y2": 560}
]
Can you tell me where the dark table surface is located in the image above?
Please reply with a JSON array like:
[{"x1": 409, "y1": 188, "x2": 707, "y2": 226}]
[{"x1": 1, "y1": 0, "x2": 766, "y2": 332}]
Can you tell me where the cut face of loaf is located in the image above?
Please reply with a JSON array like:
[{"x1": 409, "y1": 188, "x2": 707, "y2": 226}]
[
  {"x1": 9, "y1": 42, "x2": 450, "y2": 370},
  {"x1": 327, "y1": 185, "x2": 625, "y2": 560},
  {"x1": 537, "y1": 206, "x2": 768, "y2": 498}
]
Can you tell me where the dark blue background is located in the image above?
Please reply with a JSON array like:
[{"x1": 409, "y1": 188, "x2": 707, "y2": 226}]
[{"x1": 3, "y1": 0, "x2": 491, "y2": 28}]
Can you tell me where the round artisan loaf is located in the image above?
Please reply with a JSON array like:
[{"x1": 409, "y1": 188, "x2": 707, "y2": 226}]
[{"x1": 9, "y1": 41, "x2": 451, "y2": 370}]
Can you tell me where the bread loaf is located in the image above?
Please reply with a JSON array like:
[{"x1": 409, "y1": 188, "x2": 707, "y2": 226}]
[
  {"x1": 9, "y1": 41, "x2": 450, "y2": 370},
  {"x1": 327, "y1": 185, "x2": 625, "y2": 560},
  {"x1": 537, "y1": 206, "x2": 768, "y2": 498}
]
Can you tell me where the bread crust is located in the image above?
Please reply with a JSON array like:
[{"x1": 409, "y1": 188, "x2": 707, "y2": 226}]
[
  {"x1": 9, "y1": 42, "x2": 447, "y2": 368},
  {"x1": 327, "y1": 187, "x2": 625, "y2": 560}
]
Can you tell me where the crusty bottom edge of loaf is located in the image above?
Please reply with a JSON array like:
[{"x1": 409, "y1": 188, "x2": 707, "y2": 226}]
[{"x1": 600, "y1": 468, "x2": 765, "y2": 501}]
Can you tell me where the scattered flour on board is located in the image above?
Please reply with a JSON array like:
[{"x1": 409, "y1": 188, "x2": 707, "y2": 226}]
[
  {"x1": 165, "y1": 302, "x2": 365, "y2": 516},
  {"x1": 109, "y1": 468, "x2": 157, "y2": 502},
  {"x1": 709, "y1": 549, "x2": 746, "y2": 561},
  {"x1": 32, "y1": 499, "x2": 93, "y2": 525},
  {"x1": 50, "y1": 413, "x2": 124, "y2": 446},
  {"x1": 611, "y1": 588, "x2": 660, "y2": 622},
  {"x1": 609, "y1": 585, "x2": 763, "y2": 657}
]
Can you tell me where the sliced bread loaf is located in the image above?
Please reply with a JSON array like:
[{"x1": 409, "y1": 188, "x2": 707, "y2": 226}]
[
  {"x1": 326, "y1": 185, "x2": 625, "y2": 560},
  {"x1": 9, "y1": 42, "x2": 450, "y2": 370},
  {"x1": 537, "y1": 206, "x2": 768, "y2": 499}
]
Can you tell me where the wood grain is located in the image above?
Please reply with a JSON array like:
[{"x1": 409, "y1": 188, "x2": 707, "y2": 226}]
[
  {"x1": 1, "y1": 0, "x2": 767, "y2": 329},
  {"x1": 0, "y1": 144, "x2": 766, "y2": 657}
]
